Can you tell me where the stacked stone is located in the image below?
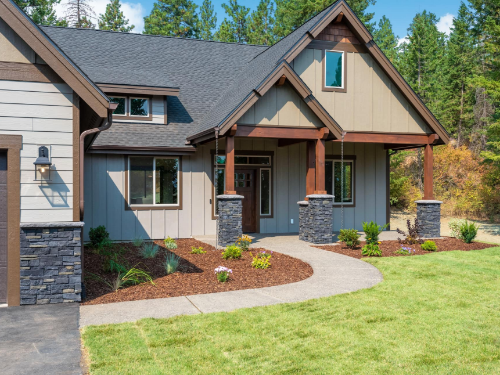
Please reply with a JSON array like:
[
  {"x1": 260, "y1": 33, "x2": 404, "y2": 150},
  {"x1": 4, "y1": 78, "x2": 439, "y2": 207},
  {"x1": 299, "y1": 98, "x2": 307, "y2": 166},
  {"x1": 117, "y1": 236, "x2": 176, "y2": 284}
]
[
  {"x1": 20, "y1": 223, "x2": 83, "y2": 305},
  {"x1": 416, "y1": 200, "x2": 442, "y2": 238},
  {"x1": 217, "y1": 195, "x2": 243, "y2": 247},
  {"x1": 298, "y1": 194, "x2": 334, "y2": 244}
]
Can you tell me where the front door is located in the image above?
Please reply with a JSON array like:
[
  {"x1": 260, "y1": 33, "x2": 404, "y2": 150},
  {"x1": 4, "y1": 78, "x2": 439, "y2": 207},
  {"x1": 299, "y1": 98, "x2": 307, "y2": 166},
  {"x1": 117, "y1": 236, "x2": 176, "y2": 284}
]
[
  {"x1": 235, "y1": 169, "x2": 257, "y2": 233},
  {"x1": 0, "y1": 151, "x2": 7, "y2": 304}
]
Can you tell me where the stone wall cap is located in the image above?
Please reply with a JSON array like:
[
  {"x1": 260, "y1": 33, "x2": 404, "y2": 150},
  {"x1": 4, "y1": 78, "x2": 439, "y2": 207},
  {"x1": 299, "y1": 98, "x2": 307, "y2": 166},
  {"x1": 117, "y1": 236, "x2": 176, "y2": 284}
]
[
  {"x1": 216, "y1": 194, "x2": 244, "y2": 200},
  {"x1": 306, "y1": 194, "x2": 334, "y2": 199},
  {"x1": 20, "y1": 222, "x2": 85, "y2": 228},
  {"x1": 297, "y1": 201, "x2": 309, "y2": 205},
  {"x1": 415, "y1": 200, "x2": 443, "y2": 204}
]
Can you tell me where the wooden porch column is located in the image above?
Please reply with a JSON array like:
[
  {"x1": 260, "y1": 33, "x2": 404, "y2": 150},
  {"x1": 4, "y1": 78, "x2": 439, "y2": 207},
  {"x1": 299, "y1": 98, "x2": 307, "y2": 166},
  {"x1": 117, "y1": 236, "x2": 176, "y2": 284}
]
[
  {"x1": 225, "y1": 134, "x2": 236, "y2": 194},
  {"x1": 306, "y1": 140, "x2": 316, "y2": 199},
  {"x1": 423, "y1": 144, "x2": 433, "y2": 200},
  {"x1": 314, "y1": 139, "x2": 326, "y2": 194}
]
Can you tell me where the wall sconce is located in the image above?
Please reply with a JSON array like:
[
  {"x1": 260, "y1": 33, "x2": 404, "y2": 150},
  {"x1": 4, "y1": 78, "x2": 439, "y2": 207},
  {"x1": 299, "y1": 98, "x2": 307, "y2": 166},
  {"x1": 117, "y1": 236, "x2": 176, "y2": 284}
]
[{"x1": 34, "y1": 146, "x2": 52, "y2": 181}]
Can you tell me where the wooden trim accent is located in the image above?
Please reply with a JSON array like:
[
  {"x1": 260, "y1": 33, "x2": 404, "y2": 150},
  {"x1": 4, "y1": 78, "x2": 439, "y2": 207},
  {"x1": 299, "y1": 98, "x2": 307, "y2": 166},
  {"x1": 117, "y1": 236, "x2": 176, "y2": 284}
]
[
  {"x1": 90, "y1": 145, "x2": 196, "y2": 153},
  {"x1": 218, "y1": 92, "x2": 260, "y2": 136},
  {"x1": 235, "y1": 125, "x2": 330, "y2": 140},
  {"x1": 308, "y1": 1, "x2": 344, "y2": 39},
  {"x1": 124, "y1": 155, "x2": 183, "y2": 211},
  {"x1": 307, "y1": 40, "x2": 367, "y2": 53},
  {"x1": 322, "y1": 49, "x2": 347, "y2": 93},
  {"x1": 97, "y1": 84, "x2": 180, "y2": 97},
  {"x1": 224, "y1": 135, "x2": 236, "y2": 194},
  {"x1": 336, "y1": 12, "x2": 344, "y2": 23},
  {"x1": 423, "y1": 144, "x2": 433, "y2": 200},
  {"x1": 283, "y1": 33, "x2": 314, "y2": 63},
  {"x1": 229, "y1": 124, "x2": 238, "y2": 136},
  {"x1": 0, "y1": 135, "x2": 22, "y2": 306},
  {"x1": 306, "y1": 140, "x2": 316, "y2": 199},
  {"x1": 72, "y1": 93, "x2": 80, "y2": 222},
  {"x1": 333, "y1": 132, "x2": 438, "y2": 145},
  {"x1": 0, "y1": 61, "x2": 63, "y2": 83},
  {"x1": 315, "y1": 139, "x2": 326, "y2": 194},
  {"x1": 0, "y1": 0, "x2": 110, "y2": 117},
  {"x1": 303, "y1": 97, "x2": 342, "y2": 138},
  {"x1": 277, "y1": 75, "x2": 286, "y2": 86},
  {"x1": 255, "y1": 63, "x2": 311, "y2": 99},
  {"x1": 164, "y1": 96, "x2": 168, "y2": 125},
  {"x1": 386, "y1": 150, "x2": 391, "y2": 229}
]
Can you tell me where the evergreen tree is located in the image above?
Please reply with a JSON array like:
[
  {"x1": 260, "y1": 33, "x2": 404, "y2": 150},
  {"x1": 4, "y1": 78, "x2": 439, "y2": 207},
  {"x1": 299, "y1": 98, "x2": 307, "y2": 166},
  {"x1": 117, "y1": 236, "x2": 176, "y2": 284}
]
[
  {"x1": 214, "y1": 19, "x2": 236, "y2": 42},
  {"x1": 14, "y1": 0, "x2": 67, "y2": 26},
  {"x1": 199, "y1": 0, "x2": 217, "y2": 40},
  {"x1": 144, "y1": 0, "x2": 199, "y2": 38},
  {"x1": 98, "y1": 0, "x2": 134, "y2": 32},
  {"x1": 64, "y1": 0, "x2": 95, "y2": 28},
  {"x1": 247, "y1": 0, "x2": 275, "y2": 45},
  {"x1": 217, "y1": 0, "x2": 250, "y2": 43},
  {"x1": 373, "y1": 15, "x2": 398, "y2": 65}
]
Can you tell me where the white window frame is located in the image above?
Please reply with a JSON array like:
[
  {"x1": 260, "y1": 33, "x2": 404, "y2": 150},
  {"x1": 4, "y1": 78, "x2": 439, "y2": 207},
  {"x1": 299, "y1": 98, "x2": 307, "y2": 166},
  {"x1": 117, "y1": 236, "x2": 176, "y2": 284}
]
[
  {"x1": 128, "y1": 156, "x2": 180, "y2": 207},
  {"x1": 110, "y1": 96, "x2": 127, "y2": 116},
  {"x1": 129, "y1": 97, "x2": 150, "y2": 117},
  {"x1": 327, "y1": 159, "x2": 354, "y2": 206},
  {"x1": 324, "y1": 50, "x2": 345, "y2": 89},
  {"x1": 260, "y1": 168, "x2": 272, "y2": 216}
]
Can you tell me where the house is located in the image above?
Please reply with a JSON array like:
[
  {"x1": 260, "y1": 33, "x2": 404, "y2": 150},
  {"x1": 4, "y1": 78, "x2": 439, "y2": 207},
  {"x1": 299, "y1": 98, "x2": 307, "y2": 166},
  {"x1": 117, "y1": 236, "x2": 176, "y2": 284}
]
[{"x1": 0, "y1": 0, "x2": 448, "y2": 306}]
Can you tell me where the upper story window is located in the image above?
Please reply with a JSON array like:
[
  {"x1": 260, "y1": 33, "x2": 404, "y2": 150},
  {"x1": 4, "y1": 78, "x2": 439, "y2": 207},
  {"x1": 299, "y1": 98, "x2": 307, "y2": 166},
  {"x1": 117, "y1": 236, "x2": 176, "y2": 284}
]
[
  {"x1": 324, "y1": 50, "x2": 345, "y2": 91},
  {"x1": 110, "y1": 96, "x2": 151, "y2": 120}
]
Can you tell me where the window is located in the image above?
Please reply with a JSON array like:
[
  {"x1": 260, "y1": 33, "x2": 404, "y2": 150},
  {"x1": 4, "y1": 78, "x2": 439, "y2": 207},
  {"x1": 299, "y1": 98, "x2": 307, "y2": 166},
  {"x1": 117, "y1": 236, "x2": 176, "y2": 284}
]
[
  {"x1": 324, "y1": 50, "x2": 344, "y2": 89},
  {"x1": 260, "y1": 169, "x2": 271, "y2": 215},
  {"x1": 110, "y1": 97, "x2": 126, "y2": 116},
  {"x1": 111, "y1": 96, "x2": 150, "y2": 119},
  {"x1": 213, "y1": 155, "x2": 271, "y2": 166},
  {"x1": 130, "y1": 98, "x2": 149, "y2": 117},
  {"x1": 325, "y1": 160, "x2": 354, "y2": 204},
  {"x1": 213, "y1": 168, "x2": 225, "y2": 215},
  {"x1": 129, "y1": 157, "x2": 179, "y2": 206}
]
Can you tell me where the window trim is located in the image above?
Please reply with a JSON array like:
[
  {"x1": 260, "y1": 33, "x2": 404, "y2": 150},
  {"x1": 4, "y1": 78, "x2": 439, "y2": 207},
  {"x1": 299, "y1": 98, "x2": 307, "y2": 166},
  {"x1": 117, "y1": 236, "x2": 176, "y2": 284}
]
[
  {"x1": 111, "y1": 94, "x2": 153, "y2": 121},
  {"x1": 322, "y1": 49, "x2": 347, "y2": 93},
  {"x1": 214, "y1": 155, "x2": 272, "y2": 166},
  {"x1": 326, "y1": 155, "x2": 356, "y2": 207},
  {"x1": 125, "y1": 156, "x2": 182, "y2": 211},
  {"x1": 109, "y1": 96, "x2": 127, "y2": 116},
  {"x1": 129, "y1": 97, "x2": 151, "y2": 118}
]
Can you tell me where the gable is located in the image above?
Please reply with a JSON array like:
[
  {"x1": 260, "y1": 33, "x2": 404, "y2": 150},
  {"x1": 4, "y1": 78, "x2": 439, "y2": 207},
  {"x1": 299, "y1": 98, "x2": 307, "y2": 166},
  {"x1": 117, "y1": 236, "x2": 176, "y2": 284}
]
[{"x1": 0, "y1": 17, "x2": 34, "y2": 63}]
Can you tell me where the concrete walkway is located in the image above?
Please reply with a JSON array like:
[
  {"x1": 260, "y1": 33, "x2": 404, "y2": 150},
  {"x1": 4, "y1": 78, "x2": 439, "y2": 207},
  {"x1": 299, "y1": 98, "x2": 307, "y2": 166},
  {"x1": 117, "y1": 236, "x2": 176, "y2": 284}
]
[{"x1": 79, "y1": 234, "x2": 383, "y2": 327}]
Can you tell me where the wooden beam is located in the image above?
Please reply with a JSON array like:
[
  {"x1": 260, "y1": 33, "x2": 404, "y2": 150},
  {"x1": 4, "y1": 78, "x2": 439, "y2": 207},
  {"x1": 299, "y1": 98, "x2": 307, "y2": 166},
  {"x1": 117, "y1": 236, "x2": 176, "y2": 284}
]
[
  {"x1": 315, "y1": 139, "x2": 327, "y2": 194},
  {"x1": 336, "y1": 12, "x2": 344, "y2": 23},
  {"x1": 229, "y1": 124, "x2": 238, "y2": 136},
  {"x1": 235, "y1": 125, "x2": 327, "y2": 139},
  {"x1": 277, "y1": 75, "x2": 286, "y2": 86},
  {"x1": 306, "y1": 140, "x2": 316, "y2": 199},
  {"x1": 278, "y1": 139, "x2": 306, "y2": 148},
  {"x1": 225, "y1": 135, "x2": 236, "y2": 195},
  {"x1": 333, "y1": 132, "x2": 439, "y2": 145},
  {"x1": 423, "y1": 144, "x2": 433, "y2": 200}
]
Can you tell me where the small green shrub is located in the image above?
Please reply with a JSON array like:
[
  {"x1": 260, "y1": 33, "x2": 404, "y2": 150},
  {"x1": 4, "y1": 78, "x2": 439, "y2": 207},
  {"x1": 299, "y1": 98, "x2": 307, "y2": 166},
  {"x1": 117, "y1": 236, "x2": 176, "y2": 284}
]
[
  {"x1": 449, "y1": 219, "x2": 467, "y2": 239},
  {"x1": 214, "y1": 266, "x2": 232, "y2": 282},
  {"x1": 164, "y1": 237, "x2": 178, "y2": 250},
  {"x1": 103, "y1": 254, "x2": 127, "y2": 274},
  {"x1": 362, "y1": 221, "x2": 389, "y2": 245},
  {"x1": 250, "y1": 251, "x2": 271, "y2": 269},
  {"x1": 164, "y1": 253, "x2": 180, "y2": 274},
  {"x1": 222, "y1": 245, "x2": 242, "y2": 260},
  {"x1": 89, "y1": 225, "x2": 109, "y2": 248},
  {"x1": 95, "y1": 238, "x2": 113, "y2": 256},
  {"x1": 459, "y1": 221, "x2": 479, "y2": 243},
  {"x1": 140, "y1": 242, "x2": 159, "y2": 258},
  {"x1": 338, "y1": 229, "x2": 361, "y2": 249},
  {"x1": 191, "y1": 246, "x2": 206, "y2": 254},
  {"x1": 133, "y1": 236, "x2": 144, "y2": 247},
  {"x1": 361, "y1": 243, "x2": 382, "y2": 257},
  {"x1": 421, "y1": 240, "x2": 437, "y2": 251}
]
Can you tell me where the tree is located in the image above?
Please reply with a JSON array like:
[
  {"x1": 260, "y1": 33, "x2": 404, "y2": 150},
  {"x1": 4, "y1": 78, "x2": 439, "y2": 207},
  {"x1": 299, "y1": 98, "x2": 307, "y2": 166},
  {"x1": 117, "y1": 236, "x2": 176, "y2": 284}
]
[
  {"x1": 373, "y1": 15, "x2": 398, "y2": 65},
  {"x1": 64, "y1": 0, "x2": 95, "y2": 28},
  {"x1": 217, "y1": 0, "x2": 250, "y2": 43},
  {"x1": 214, "y1": 19, "x2": 235, "y2": 42},
  {"x1": 144, "y1": 0, "x2": 199, "y2": 38},
  {"x1": 98, "y1": 0, "x2": 134, "y2": 32},
  {"x1": 199, "y1": 0, "x2": 217, "y2": 40},
  {"x1": 247, "y1": 0, "x2": 275, "y2": 45},
  {"x1": 14, "y1": 0, "x2": 67, "y2": 26}
]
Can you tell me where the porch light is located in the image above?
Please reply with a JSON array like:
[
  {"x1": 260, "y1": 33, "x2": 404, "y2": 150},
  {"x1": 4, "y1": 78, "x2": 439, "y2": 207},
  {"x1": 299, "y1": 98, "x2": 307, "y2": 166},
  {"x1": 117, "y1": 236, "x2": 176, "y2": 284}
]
[{"x1": 34, "y1": 146, "x2": 52, "y2": 181}]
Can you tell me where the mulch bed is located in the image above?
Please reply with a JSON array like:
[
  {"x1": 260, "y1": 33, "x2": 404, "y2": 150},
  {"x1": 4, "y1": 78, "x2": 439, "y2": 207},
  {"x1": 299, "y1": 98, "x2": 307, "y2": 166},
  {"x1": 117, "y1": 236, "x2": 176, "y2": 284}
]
[
  {"x1": 82, "y1": 239, "x2": 313, "y2": 305},
  {"x1": 316, "y1": 237, "x2": 497, "y2": 259}
]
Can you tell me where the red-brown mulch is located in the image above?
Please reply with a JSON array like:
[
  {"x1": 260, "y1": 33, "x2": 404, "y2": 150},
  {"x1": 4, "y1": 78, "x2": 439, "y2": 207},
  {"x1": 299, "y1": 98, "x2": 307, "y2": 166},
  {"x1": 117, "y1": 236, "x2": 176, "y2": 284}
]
[
  {"x1": 316, "y1": 237, "x2": 498, "y2": 259},
  {"x1": 82, "y1": 239, "x2": 313, "y2": 305}
]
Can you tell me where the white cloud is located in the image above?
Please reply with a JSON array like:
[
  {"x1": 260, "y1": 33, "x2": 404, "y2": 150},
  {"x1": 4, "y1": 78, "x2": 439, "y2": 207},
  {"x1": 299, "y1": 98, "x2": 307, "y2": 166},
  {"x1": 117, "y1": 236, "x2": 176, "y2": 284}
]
[
  {"x1": 436, "y1": 13, "x2": 455, "y2": 35},
  {"x1": 397, "y1": 36, "x2": 409, "y2": 47},
  {"x1": 55, "y1": 0, "x2": 145, "y2": 33}
]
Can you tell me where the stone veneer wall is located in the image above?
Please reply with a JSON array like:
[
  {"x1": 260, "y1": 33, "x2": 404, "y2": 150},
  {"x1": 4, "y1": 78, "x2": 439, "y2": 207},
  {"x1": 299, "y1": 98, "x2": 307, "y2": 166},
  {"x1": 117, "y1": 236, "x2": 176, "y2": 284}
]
[
  {"x1": 298, "y1": 194, "x2": 334, "y2": 244},
  {"x1": 416, "y1": 200, "x2": 442, "y2": 238},
  {"x1": 217, "y1": 195, "x2": 243, "y2": 247},
  {"x1": 20, "y1": 222, "x2": 84, "y2": 305}
]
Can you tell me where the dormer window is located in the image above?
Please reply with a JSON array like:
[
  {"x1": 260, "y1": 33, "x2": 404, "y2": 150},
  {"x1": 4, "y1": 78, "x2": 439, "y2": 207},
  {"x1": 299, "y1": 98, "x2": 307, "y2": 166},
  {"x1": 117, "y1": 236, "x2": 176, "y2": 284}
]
[
  {"x1": 110, "y1": 96, "x2": 151, "y2": 120},
  {"x1": 323, "y1": 50, "x2": 346, "y2": 92}
]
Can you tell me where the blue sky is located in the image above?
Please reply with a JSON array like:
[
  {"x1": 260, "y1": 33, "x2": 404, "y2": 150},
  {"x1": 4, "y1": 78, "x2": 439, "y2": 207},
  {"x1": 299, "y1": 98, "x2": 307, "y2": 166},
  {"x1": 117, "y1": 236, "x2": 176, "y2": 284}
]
[{"x1": 56, "y1": 0, "x2": 464, "y2": 38}]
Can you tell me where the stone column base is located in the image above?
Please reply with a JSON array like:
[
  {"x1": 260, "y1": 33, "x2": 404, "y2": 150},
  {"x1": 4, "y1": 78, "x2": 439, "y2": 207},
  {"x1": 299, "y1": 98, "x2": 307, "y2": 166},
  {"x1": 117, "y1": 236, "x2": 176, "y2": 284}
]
[
  {"x1": 298, "y1": 194, "x2": 334, "y2": 244},
  {"x1": 20, "y1": 222, "x2": 84, "y2": 305},
  {"x1": 217, "y1": 195, "x2": 244, "y2": 247},
  {"x1": 416, "y1": 200, "x2": 442, "y2": 238}
]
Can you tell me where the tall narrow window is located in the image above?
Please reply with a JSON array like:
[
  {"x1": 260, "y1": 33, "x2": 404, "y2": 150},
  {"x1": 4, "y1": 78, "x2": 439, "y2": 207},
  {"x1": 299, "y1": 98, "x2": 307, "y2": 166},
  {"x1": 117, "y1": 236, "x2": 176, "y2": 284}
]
[
  {"x1": 260, "y1": 169, "x2": 271, "y2": 215},
  {"x1": 325, "y1": 50, "x2": 344, "y2": 89},
  {"x1": 213, "y1": 168, "x2": 225, "y2": 215},
  {"x1": 155, "y1": 158, "x2": 178, "y2": 204},
  {"x1": 326, "y1": 160, "x2": 354, "y2": 204}
]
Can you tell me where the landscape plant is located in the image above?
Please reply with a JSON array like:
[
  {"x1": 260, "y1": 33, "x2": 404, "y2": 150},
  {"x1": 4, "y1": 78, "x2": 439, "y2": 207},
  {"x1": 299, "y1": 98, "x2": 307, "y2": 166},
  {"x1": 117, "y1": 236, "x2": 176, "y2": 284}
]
[
  {"x1": 222, "y1": 245, "x2": 242, "y2": 260},
  {"x1": 397, "y1": 218, "x2": 423, "y2": 245},
  {"x1": 362, "y1": 221, "x2": 389, "y2": 245},
  {"x1": 103, "y1": 254, "x2": 127, "y2": 274},
  {"x1": 89, "y1": 266, "x2": 154, "y2": 292},
  {"x1": 164, "y1": 236, "x2": 178, "y2": 250},
  {"x1": 421, "y1": 240, "x2": 438, "y2": 251},
  {"x1": 190, "y1": 246, "x2": 206, "y2": 254},
  {"x1": 395, "y1": 245, "x2": 416, "y2": 255},
  {"x1": 214, "y1": 266, "x2": 232, "y2": 282},
  {"x1": 250, "y1": 251, "x2": 272, "y2": 269},
  {"x1": 133, "y1": 236, "x2": 144, "y2": 247},
  {"x1": 338, "y1": 229, "x2": 361, "y2": 249},
  {"x1": 236, "y1": 235, "x2": 252, "y2": 251},
  {"x1": 459, "y1": 221, "x2": 479, "y2": 243},
  {"x1": 361, "y1": 243, "x2": 382, "y2": 257},
  {"x1": 89, "y1": 225, "x2": 110, "y2": 249},
  {"x1": 164, "y1": 253, "x2": 180, "y2": 274},
  {"x1": 140, "y1": 242, "x2": 160, "y2": 259},
  {"x1": 448, "y1": 219, "x2": 467, "y2": 239}
]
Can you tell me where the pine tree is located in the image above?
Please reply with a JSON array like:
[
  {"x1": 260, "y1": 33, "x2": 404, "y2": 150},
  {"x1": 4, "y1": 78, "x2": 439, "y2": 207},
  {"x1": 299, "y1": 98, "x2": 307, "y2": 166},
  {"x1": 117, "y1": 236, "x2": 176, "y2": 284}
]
[
  {"x1": 373, "y1": 15, "x2": 398, "y2": 65},
  {"x1": 64, "y1": 0, "x2": 95, "y2": 28},
  {"x1": 14, "y1": 0, "x2": 67, "y2": 26},
  {"x1": 98, "y1": 0, "x2": 134, "y2": 32},
  {"x1": 144, "y1": 0, "x2": 199, "y2": 38},
  {"x1": 214, "y1": 19, "x2": 236, "y2": 42},
  {"x1": 217, "y1": 0, "x2": 250, "y2": 43},
  {"x1": 247, "y1": 0, "x2": 275, "y2": 45},
  {"x1": 199, "y1": 0, "x2": 217, "y2": 40}
]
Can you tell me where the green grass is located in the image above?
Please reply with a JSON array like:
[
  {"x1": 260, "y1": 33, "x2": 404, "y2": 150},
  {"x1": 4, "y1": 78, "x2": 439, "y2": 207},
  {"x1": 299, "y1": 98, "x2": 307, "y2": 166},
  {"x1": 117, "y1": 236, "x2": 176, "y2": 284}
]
[{"x1": 82, "y1": 248, "x2": 500, "y2": 374}]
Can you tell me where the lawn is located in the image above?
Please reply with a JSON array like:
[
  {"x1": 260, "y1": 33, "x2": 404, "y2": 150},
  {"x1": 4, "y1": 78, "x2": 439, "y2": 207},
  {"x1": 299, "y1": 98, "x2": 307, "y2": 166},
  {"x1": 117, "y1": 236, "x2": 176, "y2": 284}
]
[{"x1": 82, "y1": 247, "x2": 500, "y2": 374}]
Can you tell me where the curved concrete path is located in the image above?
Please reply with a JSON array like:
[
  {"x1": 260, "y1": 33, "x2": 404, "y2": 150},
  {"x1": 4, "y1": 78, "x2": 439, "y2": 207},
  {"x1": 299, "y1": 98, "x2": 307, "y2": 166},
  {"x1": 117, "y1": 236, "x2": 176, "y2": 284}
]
[{"x1": 79, "y1": 234, "x2": 383, "y2": 327}]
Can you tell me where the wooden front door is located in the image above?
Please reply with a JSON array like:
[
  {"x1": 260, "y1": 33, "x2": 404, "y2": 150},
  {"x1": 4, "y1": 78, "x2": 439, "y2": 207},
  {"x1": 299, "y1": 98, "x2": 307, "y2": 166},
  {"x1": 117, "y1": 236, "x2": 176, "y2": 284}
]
[
  {"x1": 0, "y1": 151, "x2": 7, "y2": 304},
  {"x1": 235, "y1": 169, "x2": 257, "y2": 233}
]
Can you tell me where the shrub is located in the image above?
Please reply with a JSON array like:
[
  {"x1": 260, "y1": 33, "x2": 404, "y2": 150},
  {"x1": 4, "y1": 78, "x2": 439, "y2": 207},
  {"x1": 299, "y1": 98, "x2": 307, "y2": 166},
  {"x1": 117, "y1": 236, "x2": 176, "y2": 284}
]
[
  {"x1": 459, "y1": 221, "x2": 479, "y2": 243},
  {"x1": 448, "y1": 219, "x2": 467, "y2": 239},
  {"x1": 164, "y1": 237, "x2": 178, "y2": 250},
  {"x1": 103, "y1": 254, "x2": 127, "y2": 274},
  {"x1": 362, "y1": 221, "x2": 389, "y2": 245},
  {"x1": 95, "y1": 237, "x2": 114, "y2": 256},
  {"x1": 421, "y1": 240, "x2": 437, "y2": 251},
  {"x1": 361, "y1": 244, "x2": 381, "y2": 257},
  {"x1": 222, "y1": 245, "x2": 242, "y2": 259},
  {"x1": 133, "y1": 236, "x2": 144, "y2": 247},
  {"x1": 191, "y1": 246, "x2": 206, "y2": 254},
  {"x1": 236, "y1": 235, "x2": 252, "y2": 251},
  {"x1": 250, "y1": 251, "x2": 271, "y2": 269},
  {"x1": 395, "y1": 245, "x2": 416, "y2": 255},
  {"x1": 338, "y1": 229, "x2": 361, "y2": 249},
  {"x1": 140, "y1": 242, "x2": 159, "y2": 258},
  {"x1": 164, "y1": 253, "x2": 180, "y2": 274},
  {"x1": 89, "y1": 225, "x2": 109, "y2": 248},
  {"x1": 112, "y1": 267, "x2": 154, "y2": 291},
  {"x1": 397, "y1": 218, "x2": 423, "y2": 245},
  {"x1": 214, "y1": 266, "x2": 232, "y2": 282}
]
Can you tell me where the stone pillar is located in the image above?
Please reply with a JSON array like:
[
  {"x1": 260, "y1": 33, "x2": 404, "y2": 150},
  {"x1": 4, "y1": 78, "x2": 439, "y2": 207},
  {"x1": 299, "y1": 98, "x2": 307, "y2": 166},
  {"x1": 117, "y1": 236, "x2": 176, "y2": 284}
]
[
  {"x1": 298, "y1": 194, "x2": 334, "y2": 244},
  {"x1": 19, "y1": 222, "x2": 84, "y2": 305},
  {"x1": 217, "y1": 195, "x2": 244, "y2": 247},
  {"x1": 416, "y1": 200, "x2": 442, "y2": 238}
]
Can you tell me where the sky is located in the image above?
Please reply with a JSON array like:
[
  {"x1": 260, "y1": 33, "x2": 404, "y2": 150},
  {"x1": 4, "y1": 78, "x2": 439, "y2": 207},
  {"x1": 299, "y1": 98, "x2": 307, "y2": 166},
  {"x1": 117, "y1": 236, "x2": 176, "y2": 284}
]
[{"x1": 55, "y1": 0, "x2": 463, "y2": 39}]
